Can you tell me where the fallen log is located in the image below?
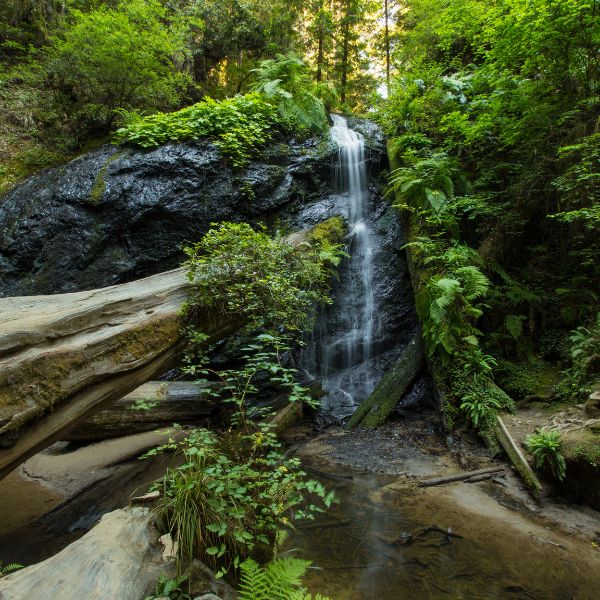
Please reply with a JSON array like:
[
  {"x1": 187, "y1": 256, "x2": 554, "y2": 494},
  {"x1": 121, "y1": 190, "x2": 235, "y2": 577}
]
[
  {"x1": 0, "y1": 218, "x2": 345, "y2": 479},
  {"x1": 418, "y1": 466, "x2": 505, "y2": 487},
  {"x1": 0, "y1": 267, "x2": 230, "y2": 479},
  {"x1": 494, "y1": 414, "x2": 542, "y2": 496},
  {"x1": 346, "y1": 333, "x2": 425, "y2": 428},
  {"x1": 63, "y1": 381, "x2": 218, "y2": 442},
  {"x1": 0, "y1": 508, "x2": 170, "y2": 600}
]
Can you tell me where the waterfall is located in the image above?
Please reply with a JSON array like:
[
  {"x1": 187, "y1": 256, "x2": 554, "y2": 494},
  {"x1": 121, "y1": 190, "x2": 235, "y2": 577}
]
[{"x1": 307, "y1": 115, "x2": 378, "y2": 420}]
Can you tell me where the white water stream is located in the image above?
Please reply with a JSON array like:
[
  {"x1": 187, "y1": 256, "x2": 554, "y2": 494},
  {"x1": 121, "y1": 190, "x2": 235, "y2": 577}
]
[{"x1": 306, "y1": 115, "x2": 378, "y2": 418}]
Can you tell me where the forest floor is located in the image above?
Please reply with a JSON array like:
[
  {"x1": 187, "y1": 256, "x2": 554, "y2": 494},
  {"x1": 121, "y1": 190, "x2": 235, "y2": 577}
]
[
  {"x1": 284, "y1": 410, "x2": 600, "y2": 599},
  {"x1": 1, "y1": 409, "x2": 599, "y2": 598}
]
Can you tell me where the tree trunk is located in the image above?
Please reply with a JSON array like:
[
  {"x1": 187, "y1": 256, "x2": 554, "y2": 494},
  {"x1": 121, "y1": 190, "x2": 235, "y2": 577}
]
[
  {"x1": 0, "y1": 508, "x2": 167, "y2": 600},
  {"x1": 347, "y1": 333, "x2": 425, "y2": 428},
  {"x1": 0, "y1": 267, "x2": 235, "y2": 479},
  {"x1": 384, "y1": 0, "x2": 390, "y2": 94},
  {"x1": 317, "y1": 27, "x2": 324, "y2": 82}
]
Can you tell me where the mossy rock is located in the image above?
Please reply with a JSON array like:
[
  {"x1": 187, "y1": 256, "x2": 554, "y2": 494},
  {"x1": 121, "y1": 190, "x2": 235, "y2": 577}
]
[{"x1": 561, "y1": 428, "x2": 600, "y2": 510}]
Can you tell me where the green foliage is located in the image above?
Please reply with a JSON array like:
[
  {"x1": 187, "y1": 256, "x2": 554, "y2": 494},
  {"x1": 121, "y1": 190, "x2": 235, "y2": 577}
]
[
  {"x1": 0, "y1": 561, "x2": 24, "y2": 577},
  {"x1": 250, "y1": 53, "x2": 335, "y2": 134},
  {"x1": 383, "y1": 0, "x2": 600, "y2": 433},
  {"x1": 143, "y1": 221, "x2": 342, "y2": 578},
  {"x1": 388, "y1": 152, "x2": 459, "y2": 220},
  {"x1": 497, "y1": 359, "x2": 555, "y2": 401},
  {"x1": 550, "y1": 131, "x2": 600, "y2": 239},
  {"x1": 114, "y1": 94, "x2": 277, "y2": 166},
  {"x1": 460, "y1": 394, "x2": 501, "y2": 431},
  {"x1": 47, "y1": 0, "x2": 190, "y2": 134},
  {"x1": 182, "y1": 332, "x2": 320, "y2": 422},
  {"x1": 558, "y1": 313, "x2": 600, "y2": 402},
  {"x1": 183, "y1": 221, "x2": 343, "y2": 335},
  {"x1": 144, "y1": 574, "x2": 191, "y2": 600},
  {"x1": 148, "y1": 425, "x2": 333, "y2": 578},
  {"x1": 238, "y1": 557, "x2": 331, "y2": 600},
  {"x1": 526, "y1": 429, "x2": 567, "y2": 482}
]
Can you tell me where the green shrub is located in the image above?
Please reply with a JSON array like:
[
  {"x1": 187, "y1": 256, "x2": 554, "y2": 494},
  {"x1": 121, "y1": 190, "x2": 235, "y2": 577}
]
[
  {"x1": 558, "y1": 313, "x2": 600, "y2": 403},
  {"x1": 148, "y1": 427, "x2": 333, "y2": 578},
  {"x1": 47, "y1": 0, "x2": 189, "y2": 134},
  {"x1": 182, "y1": 221, "x2": 343, "y2": 336},
  {"x1": 114, "y1": 94, "x2": 278, "y2": 166},
  {"x1": 250, "y1": 53, "x2": 335, "y2": 134},
  {"x1": 526, "y1": 429, "x2": 566, "y2": 482}
]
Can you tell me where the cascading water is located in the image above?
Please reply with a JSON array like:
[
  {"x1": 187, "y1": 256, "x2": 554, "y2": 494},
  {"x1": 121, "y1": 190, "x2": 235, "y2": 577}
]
[{"x1": 304, "y1": 115, "x2": 379, "y2": 419}]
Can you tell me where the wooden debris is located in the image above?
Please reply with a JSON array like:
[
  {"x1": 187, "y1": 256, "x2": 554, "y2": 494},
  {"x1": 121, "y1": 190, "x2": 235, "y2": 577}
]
[
  {"x1": 418, "y1": 466, "x2": 505, "y2": 487},
  {"x1": 347, "y1": 333, "x2": 425, "y2": 428},
  {"x1": 64, "y1": 381, "x2": 218, "y2": 442},
  {"x1": 494, "y1": 414, "x2": 543, "y2": 497}
]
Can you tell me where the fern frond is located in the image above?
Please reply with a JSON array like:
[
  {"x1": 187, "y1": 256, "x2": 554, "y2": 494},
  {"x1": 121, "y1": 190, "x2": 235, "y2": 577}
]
[{"x1": 454, "y1": 266, "x2": 489, "y2": 300}]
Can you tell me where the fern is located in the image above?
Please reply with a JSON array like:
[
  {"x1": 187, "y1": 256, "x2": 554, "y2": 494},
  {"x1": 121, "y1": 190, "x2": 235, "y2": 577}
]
[
  {"x1": 238, "y1": 558, "x2": 331, "y2": 600},
  {"x1": 0, "y1": 562, "x2": 24, "y2": 577},
  {"x1": 250, "y1": 53, "x2": 334, "y2": 133},
  {"x1": 454, "y1": 266, "x2": 489, "y2": 301}
]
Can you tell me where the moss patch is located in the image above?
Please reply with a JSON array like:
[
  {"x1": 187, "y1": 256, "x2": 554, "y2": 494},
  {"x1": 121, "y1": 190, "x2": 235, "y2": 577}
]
[
  {"x1": 0, "y1": 315, "x2": 182, "y2": 436},
  {"x1": 564, "y1": 430, "x2": 600, "y2": 468},
  {"x1": 308, "y1": 216, "x2": 346, "y2": 246},
  {"x1": 89, "y1": 150, "x2": 123, "y2": 203}
]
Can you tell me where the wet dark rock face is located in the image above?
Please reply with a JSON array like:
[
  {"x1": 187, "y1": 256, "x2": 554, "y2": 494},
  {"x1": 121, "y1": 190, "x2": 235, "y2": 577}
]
[{"x1": 0, "y1": 134, "x2": 363, "y2": 296}]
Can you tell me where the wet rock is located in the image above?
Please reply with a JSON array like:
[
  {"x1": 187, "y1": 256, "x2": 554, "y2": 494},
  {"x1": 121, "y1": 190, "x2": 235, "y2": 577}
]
[
  {"x1": 194, "y1": 595, "x2": 223, "y2": 600},
  {"x1": 583, "y1": 390, "x2": 600, "y2": 418},
  {"x1": 189, "y1": 560, "x2": 236, "y2": 600},
  {"x1": 0, "y1": 135, "x2": 341, "y2": 296}
]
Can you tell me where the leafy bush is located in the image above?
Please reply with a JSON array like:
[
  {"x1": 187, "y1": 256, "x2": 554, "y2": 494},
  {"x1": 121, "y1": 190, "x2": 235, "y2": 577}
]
[
  {"x1": 460, "y1": 393, "x2": 502, "y2": 430},
  {"x1": 526, "y1": 429, "x2": 567, "y2": 482},
  {"x1": 183, "y1": 221, "x2": 344, "y2": 335},
  {"x1": 238, "y1": 557, "x2": 331, "y2": 600},
  {"x1": 148, "y1": 427, "x2": 333, "y2": 578},
  {"x1": 114, "y1": 94, "x2": 278, "y2": 166},
  {"x1": 47, "y1": 0, "x2": 189, "y2": 134},
  {"x1": 558, "y1": 313, "x2": 600, "y2": 402}
]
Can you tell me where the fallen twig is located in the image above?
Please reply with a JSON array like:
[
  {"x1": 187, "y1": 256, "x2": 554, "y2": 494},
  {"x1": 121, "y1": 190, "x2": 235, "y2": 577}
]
[{"x1": 418, "y1": 466, "x2": 504, "y2": 487}]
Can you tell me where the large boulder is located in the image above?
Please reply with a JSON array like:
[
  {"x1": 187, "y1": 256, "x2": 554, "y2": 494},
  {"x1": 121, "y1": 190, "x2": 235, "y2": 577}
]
[{"x1": 0, "y1": 133, "x2": 357, "y2": 297}]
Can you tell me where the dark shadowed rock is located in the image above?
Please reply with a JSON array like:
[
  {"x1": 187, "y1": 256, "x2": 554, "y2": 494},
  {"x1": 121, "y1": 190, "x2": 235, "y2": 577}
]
[{"x1": 0, "y1": 133, "x2": 356, "y2": 296}]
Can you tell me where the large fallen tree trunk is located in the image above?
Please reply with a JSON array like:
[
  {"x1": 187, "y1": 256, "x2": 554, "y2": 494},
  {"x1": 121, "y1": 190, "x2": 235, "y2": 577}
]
[
  {"x1": 0, "y1": 218, "x2": 345, "y2": 480},
  {"x1": 0, "y1": 267, "x2": 206, "y2": 479},
  {"x1": 346, "y1": 333, "x2": 425, "y2": 428},
  {"x1": 63, "y1": 381, "x2": 218, "y2": 442}
]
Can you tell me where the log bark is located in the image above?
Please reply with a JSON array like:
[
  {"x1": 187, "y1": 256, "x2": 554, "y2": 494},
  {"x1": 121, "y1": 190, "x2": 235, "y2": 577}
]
[
  {"x1": 0, "y1": 508, "x2": 169, "y2": 600},
  {"x1": 63, "y1": 381, "x2": 219, "y2": 442},
  {"x1": 0, "y1": 268, "x2": 238, "y2": 479},
  {"x1": 347, "y1": 333, "x2": 425, "y2": 428},
  {"x1": 494, "y1": 414, "x2": 542, "y2": 496}
]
